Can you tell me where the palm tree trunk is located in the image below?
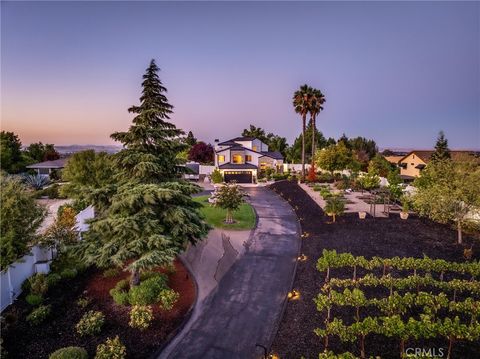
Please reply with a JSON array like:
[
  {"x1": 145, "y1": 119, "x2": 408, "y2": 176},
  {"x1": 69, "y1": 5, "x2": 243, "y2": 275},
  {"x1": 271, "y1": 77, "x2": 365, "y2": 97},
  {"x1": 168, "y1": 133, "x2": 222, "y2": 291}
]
[
  {"x1": 311, "y1": 114, "x2": 316, "y2": 163},
  {"x1": 301, "y1": 114, "x2": 306, "y2": 181}
]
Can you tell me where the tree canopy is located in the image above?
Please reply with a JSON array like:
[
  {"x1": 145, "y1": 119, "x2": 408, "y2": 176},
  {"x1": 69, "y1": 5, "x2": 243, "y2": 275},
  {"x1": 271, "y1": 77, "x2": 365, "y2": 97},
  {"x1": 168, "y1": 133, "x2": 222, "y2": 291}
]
[
  {"x1": 431, "y1": 131, "x2": 451, "y2": 162},
  {"x1": 287, "y1": 122, "x2": 333, "y2": 163},
  {"x1": 315, "y1": 142, "x2": 353, "y2": 175},
  {"x1": 26, "y1": 142, "x2": 60, "y2": 162},
  {"x1": 413, "y1": 159, "x2": 480, "y2": 244},
  {"x1": 80, "y1": 60, "x2": 209, "y2": 285},
  {"x1": 188, "y1": 142, "x2": 214, "y2": 164},
  {"x1": 185, "y1": 131, "x2": 197, "y2": 147},
  {"x1": 0, "y1": 131, "x2": 31, "y2": 174},
  {"x1": 0, "y1": 173, "x2": 46, "y2": 270}
]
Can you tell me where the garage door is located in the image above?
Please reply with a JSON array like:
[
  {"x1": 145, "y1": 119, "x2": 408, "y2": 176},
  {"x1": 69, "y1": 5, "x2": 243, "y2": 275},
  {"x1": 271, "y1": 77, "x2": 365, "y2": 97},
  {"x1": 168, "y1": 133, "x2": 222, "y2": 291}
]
[{"x1": 224, "y1": 171, "x2": 252, "y2": 183}]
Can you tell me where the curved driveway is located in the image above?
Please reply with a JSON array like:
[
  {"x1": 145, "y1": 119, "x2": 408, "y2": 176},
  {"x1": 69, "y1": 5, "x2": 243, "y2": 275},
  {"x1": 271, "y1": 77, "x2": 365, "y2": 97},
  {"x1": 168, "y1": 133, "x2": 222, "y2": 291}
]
[{"x1": 159, "y1": 186, "x2": 300, "y2": 359}]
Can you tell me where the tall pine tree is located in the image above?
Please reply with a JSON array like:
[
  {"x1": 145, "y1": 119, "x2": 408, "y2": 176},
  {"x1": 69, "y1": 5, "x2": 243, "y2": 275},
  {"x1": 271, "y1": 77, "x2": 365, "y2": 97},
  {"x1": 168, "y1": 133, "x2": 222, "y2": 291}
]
[
  {"x1": 81, "y1": 60, "x2": 210, "y2": 285},
  {"x1": 431, "y1": 131, "x2": 451, "y2": 162}
]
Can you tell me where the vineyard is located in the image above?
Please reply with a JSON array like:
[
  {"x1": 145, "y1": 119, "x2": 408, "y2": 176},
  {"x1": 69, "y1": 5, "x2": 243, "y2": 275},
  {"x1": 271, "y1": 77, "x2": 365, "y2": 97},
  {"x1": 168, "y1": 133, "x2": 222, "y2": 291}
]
[
  {"x1": 269, "y1": 180, "x2": 479, "y2": 359},
  {"x1": 315, "y1": 250, "x2": 480, "y2": 358}
]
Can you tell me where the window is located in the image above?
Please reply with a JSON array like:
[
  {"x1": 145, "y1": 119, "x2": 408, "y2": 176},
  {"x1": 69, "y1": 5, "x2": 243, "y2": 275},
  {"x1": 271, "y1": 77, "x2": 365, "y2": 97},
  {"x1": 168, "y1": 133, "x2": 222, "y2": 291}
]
[
  {"x1": 218, "y1": 155, "x2": 225, "y2": 162},
  {"x1": 245, "y1": 155, "x2": 252, "y2": 162},
  {"x1": 260, "y1": 162, "x2": 267, "y2": 170},
  {"x1": 233, "y1": 155, "x2": 243, "y2": 164},
  {"x1": 252, "y1": 146, "x2": 257, "y2": 152}
]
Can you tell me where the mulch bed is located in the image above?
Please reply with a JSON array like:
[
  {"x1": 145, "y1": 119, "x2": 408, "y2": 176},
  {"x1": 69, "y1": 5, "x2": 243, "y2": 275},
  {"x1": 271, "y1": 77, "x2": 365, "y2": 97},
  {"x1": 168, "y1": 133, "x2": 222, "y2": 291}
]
[
  {"x1": 2, "y1": 259, "x2": 195, "y2": 359},
  {"x1": 269, "y1": 180, "x2": 479, "y2": 359}
]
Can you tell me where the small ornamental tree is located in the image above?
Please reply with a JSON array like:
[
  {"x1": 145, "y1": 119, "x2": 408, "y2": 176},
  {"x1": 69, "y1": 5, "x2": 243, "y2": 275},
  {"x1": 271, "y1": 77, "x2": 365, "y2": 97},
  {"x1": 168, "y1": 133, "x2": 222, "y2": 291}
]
[
  {"x1": 413, "y1": 160, "x2": 480, "y2": 244},
  {"x1": 188, "y1": 142, "x2": 214, "y2": 164},
  {"x1": 211, "y1": 169, "x2": 223, "y2": 184},
  {"x1": 324, "y1": 196, "x2": 345, "y2": 223},
  {"x1": 0, "y1": 174, "x2": 46, "y2": 270},
  {"x1": 213, "y1": 183, "x2": 247, "y2": 224},
  {"x1": 307, "y1": 163, "x2": 317, "y2": 182},
  {"x1": 37, "y1": 206, "x2": 78, "y2": 253},
  {"x1": 315, "y1": 142, "x2": 353, "y2": 176}
]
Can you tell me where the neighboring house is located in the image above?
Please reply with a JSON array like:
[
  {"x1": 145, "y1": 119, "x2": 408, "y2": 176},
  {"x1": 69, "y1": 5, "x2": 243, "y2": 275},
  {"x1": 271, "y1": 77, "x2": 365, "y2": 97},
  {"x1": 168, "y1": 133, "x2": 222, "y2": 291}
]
[
  {"x1": 384, "y1": 155, "x2": 404, "y2": 167},
  {"x1": 26, "y1": 158, "x2": 68, "y2": 177},
  {"x1": 214, "y1": 136, "x2": 284, "y2": 183},
  {"x1": 397, "y1": 150, "x2": 480, "y2": 180}
]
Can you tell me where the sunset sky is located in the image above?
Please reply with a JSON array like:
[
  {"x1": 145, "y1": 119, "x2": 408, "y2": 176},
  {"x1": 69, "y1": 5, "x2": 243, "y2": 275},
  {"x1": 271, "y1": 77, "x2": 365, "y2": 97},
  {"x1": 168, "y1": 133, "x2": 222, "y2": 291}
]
[{"x1": 1, "y1": 1, "x2": 479, "y2": 149}]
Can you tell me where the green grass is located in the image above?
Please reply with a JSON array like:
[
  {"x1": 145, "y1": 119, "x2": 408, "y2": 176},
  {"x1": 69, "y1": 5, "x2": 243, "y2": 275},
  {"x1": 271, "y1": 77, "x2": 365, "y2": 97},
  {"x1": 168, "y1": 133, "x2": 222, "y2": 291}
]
[{"x1": 193, "y1": 195, "x2": 256, "y2": 230}]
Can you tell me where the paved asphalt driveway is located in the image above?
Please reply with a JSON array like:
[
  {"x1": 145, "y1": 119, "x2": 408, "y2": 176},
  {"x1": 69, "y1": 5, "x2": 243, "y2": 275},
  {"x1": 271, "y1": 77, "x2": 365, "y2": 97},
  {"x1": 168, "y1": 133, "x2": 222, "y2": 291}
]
[{"x1": 159, "y1": 187, "x2": 300, "y2": 359}]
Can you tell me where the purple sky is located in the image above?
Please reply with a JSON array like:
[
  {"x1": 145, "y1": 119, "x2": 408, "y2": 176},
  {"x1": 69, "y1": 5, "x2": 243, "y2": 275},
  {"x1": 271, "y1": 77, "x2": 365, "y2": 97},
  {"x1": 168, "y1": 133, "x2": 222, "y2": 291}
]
[{"x1": 2, "y1": 1, "x2": 479, "y2": 149}]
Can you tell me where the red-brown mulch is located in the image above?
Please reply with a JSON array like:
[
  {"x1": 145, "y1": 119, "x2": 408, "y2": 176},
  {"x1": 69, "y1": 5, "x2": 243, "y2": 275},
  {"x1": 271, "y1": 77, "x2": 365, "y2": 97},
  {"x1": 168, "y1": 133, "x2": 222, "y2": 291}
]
[
  {"x1": 269, "y1": 180, "x2": 479, "y2": 359},
  {"x1": 2, "y1": 259, "x2": 195, "y2": 359}
]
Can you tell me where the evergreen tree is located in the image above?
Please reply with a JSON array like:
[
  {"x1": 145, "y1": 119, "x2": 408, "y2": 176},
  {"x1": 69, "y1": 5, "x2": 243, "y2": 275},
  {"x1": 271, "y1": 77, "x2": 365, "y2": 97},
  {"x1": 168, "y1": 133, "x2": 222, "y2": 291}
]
[
  {"x1": 185, "y1": 131, "x2": 197, "y2": 146},
  {"x1": 81, "y1": 60, "x2": 210, "y2": 285},
  {"x1": 431, "y1": 131, "x2": 451, "y2": 162},
  {"x1": 0, "y1": 131, "x2": 31, "y2": 173},
  {"x1": 111, "y1": 59, "x2": 187, "y2": 183}
]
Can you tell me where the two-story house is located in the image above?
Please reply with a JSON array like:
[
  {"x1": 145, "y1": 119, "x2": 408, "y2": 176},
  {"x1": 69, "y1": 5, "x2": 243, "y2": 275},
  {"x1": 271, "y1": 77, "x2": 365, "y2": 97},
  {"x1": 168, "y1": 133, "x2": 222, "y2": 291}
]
[{"x1": 214, "y1": 136, "x2": 284, "y2": 183}]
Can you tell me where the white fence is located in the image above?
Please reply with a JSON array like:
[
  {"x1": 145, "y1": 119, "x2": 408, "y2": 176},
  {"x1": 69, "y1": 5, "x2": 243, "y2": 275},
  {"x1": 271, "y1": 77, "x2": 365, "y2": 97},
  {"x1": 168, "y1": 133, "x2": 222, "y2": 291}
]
[
  {"x1": 0, "y1": 205, "x2": 94, "y2": 312},
  {"x1": 199, "y1": 165, "x2": 215, "y2": 175},
  {"x1": 0, "y1": 246, "x2": 53, "y2": 312}
]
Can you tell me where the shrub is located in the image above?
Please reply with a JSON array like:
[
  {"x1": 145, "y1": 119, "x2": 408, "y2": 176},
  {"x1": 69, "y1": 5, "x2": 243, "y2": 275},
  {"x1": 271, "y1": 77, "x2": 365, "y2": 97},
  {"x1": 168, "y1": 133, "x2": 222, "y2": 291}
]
[
  {"x1": 272, "y1": 173, "x2": 288, "y2": 181},
  {"x1": 49, "y1": 347, "x2": 88, "y2": 359},
  {"x1": 95, "y1": 336, "x2": 126, "y2": 359},
  {"x1": 109, "y1": 279, "x2": 130, "y2": 306},
  {"x1": 76, "y1": 297, "x2": 91, "y2": 309},
  {"x1": 26, "y1": 305, "x2": 51, "y2": 325},
  {"x1": 129, "y1": 305, "x2": 153, "y2": 330},
  {"x1": 46, "y1": 273, "x2": 62, "y2": 287},
  {"x1": 76, "y1": 310, "x2": 105, "y2": 336},
  {"x1": 158, "y1": 289, "x2": 179, "y2": 311},
  {"x1": 324, "y1": 197, "x2": 345, "y2": 223},
  {"x1": 26, "y1": 293, "x2": 43, "y2": 306},
  {"x1": 129, "y1": 275, "x2": 168, "y2": 306},
  {"x1": 60, "y1": 268, "x2": 78, "y2": 280},
  {"x1": 103, "y1": 268, "x2": 120, "y2": 278},
  {"x1": 211, "y1": 169, "x2": 223, "y2": 184},
  {"x1": 29, "y1": 274, "x2": 48, "y2": 295}
]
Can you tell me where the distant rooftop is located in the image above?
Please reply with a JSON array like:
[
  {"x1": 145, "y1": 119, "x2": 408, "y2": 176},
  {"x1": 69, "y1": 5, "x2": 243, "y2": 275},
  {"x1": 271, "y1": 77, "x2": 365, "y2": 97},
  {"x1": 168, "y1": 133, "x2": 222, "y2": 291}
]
[{"x1": 26, "y1": 158, "x2": 68, "y2": 169}]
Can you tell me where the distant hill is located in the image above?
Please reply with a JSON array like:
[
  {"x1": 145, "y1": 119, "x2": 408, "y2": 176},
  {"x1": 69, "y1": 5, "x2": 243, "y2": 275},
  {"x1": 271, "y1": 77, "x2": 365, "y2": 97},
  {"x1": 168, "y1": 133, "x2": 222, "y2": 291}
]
[{"x1": 55, "y1": 145, "x2": 122, "y2": 154}]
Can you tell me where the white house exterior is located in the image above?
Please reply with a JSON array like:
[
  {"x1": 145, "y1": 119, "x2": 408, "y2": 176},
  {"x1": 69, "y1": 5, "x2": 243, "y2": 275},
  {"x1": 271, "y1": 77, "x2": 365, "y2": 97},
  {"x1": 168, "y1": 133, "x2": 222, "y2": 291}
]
[{"x1": 214, "y1": 137, "x2": 284, "y2": 183}]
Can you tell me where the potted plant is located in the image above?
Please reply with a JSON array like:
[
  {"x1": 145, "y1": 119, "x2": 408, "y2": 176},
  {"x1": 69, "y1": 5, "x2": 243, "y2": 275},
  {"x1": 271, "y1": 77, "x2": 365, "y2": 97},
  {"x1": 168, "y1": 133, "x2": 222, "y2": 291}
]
[
  {"x1": 400, "y1": 196, "x2": 410, "y2": 220},
  {"x1": 358, "y1": 211, "x2": 367, "y2": 219}
]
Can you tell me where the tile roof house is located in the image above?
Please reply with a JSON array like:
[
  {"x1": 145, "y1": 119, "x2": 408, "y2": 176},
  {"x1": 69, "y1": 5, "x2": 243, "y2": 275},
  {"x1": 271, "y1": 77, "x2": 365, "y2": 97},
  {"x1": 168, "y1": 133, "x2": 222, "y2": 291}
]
[
  {"x1": 214, "y1": 136, "x2": 284, "y2": 183},
  {"x1": 397, "y1": 150, "x2": 480, "y2": 180}
]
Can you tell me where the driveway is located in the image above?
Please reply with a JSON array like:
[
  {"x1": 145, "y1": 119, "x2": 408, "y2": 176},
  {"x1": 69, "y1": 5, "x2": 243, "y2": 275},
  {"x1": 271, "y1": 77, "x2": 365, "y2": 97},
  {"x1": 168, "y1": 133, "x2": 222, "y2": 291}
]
[{"x1": 159, "y1": 187, "x2": 300, "y2": 359}]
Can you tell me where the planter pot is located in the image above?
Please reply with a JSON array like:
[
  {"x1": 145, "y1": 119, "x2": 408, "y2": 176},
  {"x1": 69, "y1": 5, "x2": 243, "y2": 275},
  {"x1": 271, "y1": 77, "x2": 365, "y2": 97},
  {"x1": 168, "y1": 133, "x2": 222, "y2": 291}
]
[
  {"x1": 358, "y1": 211, "x2": 367, "y2": 219},
  {"x1": 400, "y1": 212, "x2": 409, "y2": 220}
]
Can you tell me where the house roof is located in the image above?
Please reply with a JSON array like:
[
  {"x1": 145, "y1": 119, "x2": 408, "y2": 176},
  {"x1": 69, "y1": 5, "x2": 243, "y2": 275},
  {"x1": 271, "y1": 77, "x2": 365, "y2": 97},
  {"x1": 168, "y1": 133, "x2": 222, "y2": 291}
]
[
  {"x1": 217, "y1": 136, "x2": 256, "y2": 146},
  {"x1": 260, "y1": 151, "x2": 283, "y2": 160},
  {"x1": 399, "y1": 150, "x2": 480, "y2": 164},
  {"x1": 218, "y1": 162, "x2": 258, "y2": 170},
  {"x1": 26, "y1": 158, "x2": 68, "y2": 169},
  {"x1": 384, "y1": 155, "x2": 404, "y2": 165}
]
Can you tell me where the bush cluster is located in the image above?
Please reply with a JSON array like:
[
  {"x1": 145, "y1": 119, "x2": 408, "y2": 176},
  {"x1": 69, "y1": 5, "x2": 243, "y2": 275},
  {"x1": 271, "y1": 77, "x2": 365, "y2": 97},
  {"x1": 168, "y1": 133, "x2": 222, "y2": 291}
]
[
  {"x1": 60, "y1": 268, "x2": 78, "y2": 280},
  {"x1": 75, "y1": 310, "x2": 105, "y2": 336},
  {"x1": 29, "y1": 274, "x2": 49, "y2": 296},
  {"x1": 26, "y1": 293, "x2": 43, "y2": 306},
  {"x1": 49, "y1": 346, "x2": 88, "y2": 359},
  {"x1": 109, "y1": 272, "x2": 176, "y2": 308},
  {"x1": 76, "y1": 296, "x2": 91, "y2": 309},
  {"x1": 95, "y1": 336, "x2": 126, "y2": 359},
  {"x1": 26, "y1": 304, "x2": 51, "y2": 325},
  {"x1": 103, "y1": 268, "x2": 120, "y2": 278},
  {"x1": 129, "y1": 305, "x2": 154, "y2": 330}
]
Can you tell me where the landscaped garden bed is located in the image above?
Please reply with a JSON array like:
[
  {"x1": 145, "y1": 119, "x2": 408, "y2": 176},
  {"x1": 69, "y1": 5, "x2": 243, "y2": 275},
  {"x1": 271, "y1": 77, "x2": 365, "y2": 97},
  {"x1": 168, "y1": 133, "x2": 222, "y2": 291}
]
[
  {"x1": 2, "y1": 259, "x2": 194, "y2": 358},
  {"x1": 269, "y1": 180, "x2": 479, "y2": 359}
]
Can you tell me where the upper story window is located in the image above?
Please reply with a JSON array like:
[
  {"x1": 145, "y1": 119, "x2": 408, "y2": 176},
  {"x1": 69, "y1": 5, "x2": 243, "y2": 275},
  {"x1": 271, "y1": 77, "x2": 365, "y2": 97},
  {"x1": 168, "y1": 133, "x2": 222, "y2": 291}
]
[
  {"x1": 218, "y1": 155, "x2": 225, "y2": 162},
  {"x1": 245, "y1": 155, "x2": 252, "y2": 162},
  {"x1": 252, "y1": 146, "x2": 258, "y2": 152},
  {"x1": 233, "y1": 155, "x2": 243, "y2": 164}
]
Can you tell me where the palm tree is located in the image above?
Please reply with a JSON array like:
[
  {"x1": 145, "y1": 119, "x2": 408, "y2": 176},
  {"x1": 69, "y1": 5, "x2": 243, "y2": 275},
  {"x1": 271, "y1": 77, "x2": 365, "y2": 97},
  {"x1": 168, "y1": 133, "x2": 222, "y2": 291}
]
[
  {"x1": 309, "y1": 88, "x2": 326, "y2": 163},
  {"x1": 293, "y1": 84, "x2": 313, "y2": 181}
]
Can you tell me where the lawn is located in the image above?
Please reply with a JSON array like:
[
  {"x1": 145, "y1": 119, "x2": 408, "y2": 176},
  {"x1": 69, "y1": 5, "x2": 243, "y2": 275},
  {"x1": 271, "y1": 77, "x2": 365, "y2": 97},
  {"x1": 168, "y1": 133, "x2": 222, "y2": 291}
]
[{"x1": 194, "y1": 195, "x2": 256, "y2": 230}]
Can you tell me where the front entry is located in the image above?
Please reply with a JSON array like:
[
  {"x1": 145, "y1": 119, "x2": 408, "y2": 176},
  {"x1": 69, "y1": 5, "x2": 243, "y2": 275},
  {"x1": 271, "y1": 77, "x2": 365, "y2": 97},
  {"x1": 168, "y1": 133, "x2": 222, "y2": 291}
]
[{"x1": 224, "y1": 171, "x2": 253, "y2": 183}]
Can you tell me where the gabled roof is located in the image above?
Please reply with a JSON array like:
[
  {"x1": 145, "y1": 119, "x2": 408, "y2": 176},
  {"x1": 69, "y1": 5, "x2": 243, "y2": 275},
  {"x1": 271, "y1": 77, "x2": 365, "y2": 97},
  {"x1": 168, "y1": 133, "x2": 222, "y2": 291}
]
[
  {"x1": 26, "y1": 158, "x2": 68, "y2": 169},
  {"x1": 399, "y1": 150, "x2": 480, "y2": 164},
  {"x1": 218, "y1": 162, "x2": 258, "y2": 170},
  {"x1": 217, "y1": 136, "x2": 256, "y2": 146},
  {"x1": 260, "y1": 151, "x2": 283, "y2": 160},
  {"x1": 384, "y1": 155, "x2": 404, "y2": 165}
]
